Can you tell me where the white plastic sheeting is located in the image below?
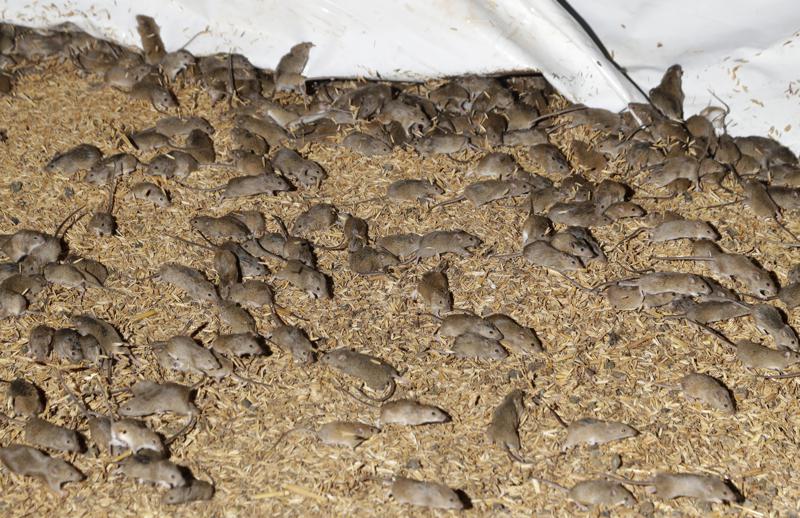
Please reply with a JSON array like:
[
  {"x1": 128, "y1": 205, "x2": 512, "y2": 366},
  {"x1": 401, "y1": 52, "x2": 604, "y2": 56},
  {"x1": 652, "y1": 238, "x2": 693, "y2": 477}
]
[{"x1": 5, "y1": 0, "x2": 800, "y2": 151}]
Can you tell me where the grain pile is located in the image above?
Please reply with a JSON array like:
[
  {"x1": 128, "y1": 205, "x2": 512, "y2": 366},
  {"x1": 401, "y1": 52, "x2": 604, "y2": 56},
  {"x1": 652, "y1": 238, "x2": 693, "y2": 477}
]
[{"x1": 1, "y1": 19, "x2": 800, "y2": 517}]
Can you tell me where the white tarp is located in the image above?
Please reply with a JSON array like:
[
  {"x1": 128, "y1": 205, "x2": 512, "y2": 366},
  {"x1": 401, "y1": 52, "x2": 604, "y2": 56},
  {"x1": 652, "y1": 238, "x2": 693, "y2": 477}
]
[{"x1": 5, "y1": 0, "x2": 800, "y2": 151}]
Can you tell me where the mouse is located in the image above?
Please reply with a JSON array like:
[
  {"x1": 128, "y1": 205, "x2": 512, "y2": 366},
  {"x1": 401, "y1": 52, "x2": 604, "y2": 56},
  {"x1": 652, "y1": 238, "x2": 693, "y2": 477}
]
[
  {"x1": 606, "y1": 471, "x2": 739, "y2": 503},
  {"x1": 357, "y1": 179, "x2": 444, "y2": 207},
  {"x1": 485, "y1": 313, "x2": 542, "y2": 354},
  {"x1": 84, "y1": 153, "x2": 139, "y2": 186},
  {"x1": 212, "y1": 248, "x2": 240, "y2": 297},
  {"x1": 0, "y1": 286, "x2": 28, "y2": 317},
  {"x1": 347, "y1": 241, "x2": 400, "y2": 276},
  {"x1": 547, "y1": 201, "x2": 612, "y2": 228},
  {"x1": 109, "y1": 418, "x2": 166, "y2": 457},
  {"x1": 175, "y1": 129, "x2": 216, "y2": 164},
  {"x1": 126, "y1": 129, "x2": 173, "y2": 152},
  {"x1": 487, "y1": 389, "x2": 531, "y2": 464},
  {"x1": 292, "y1": 203, "x2": 338, "y2": 236},
  {"x1": 44, "y1": 143, "x2": 102, "y2": 175},
  {"x1": 146, "y1": 151, "x2": 199, "y2": 180},
  {"x1": 749, "y1": 304, "x2": 799, "y2": 351},
  {"x1": 448, "y1": 332, "x2": 508, "y2": 360},
  {"x1": 210, "y1": 332, "x2": 264, "y2": 358},
  {"x1": 126, "y1": 181, "x2": 171, "y2": 207},
  {"x1": 378, "y1": 399, "x2": 451, "y2": 427},
  {"x1": 653, "y1": 244, "x2": 778, "y2": 300},
  {"x1": 274, "y1": 259, "x2": 331, "y2": 300},
  {"x1": 665, "y1": 299, "x2": 750, "y2": 324},
  {"x1": 492, "y1": 241, "x2": 585, "y2": 285},
  {"x1": 118, "y1": 454, "x2": 186, "y2": 488},
  {"x1": 613, "y1": 272, "x2": 711, "y2": 298},
  {"x1": 6, "y1": 378, "x2": 44, "y2": 417},
  {"x1": 226, "y1": 280, "x2": 275, "y2": 309},
  {"x1": 162, "y1": 477, "x2": 215, "y2": 505},
  {"x1": 153, "y1": 117, "x2": 214, "y2": 140},
  {"x1": 156, "y1": 262, "x2": 220, "y2": 304},
  {"x1": 544, "y1": 406, "x2": 638, "y2": 451},
  {"x1": 72, "y1": 314, "x2": 129, "y2": 359},
  {"x1": 25, "y1": 325, "x2": 54, "y2": 362},
  {"x1": 388, "y1": 477, "x2": 464, "y2": 510},
  {"x1": 229, "y1": 127, "x2": 268, "y2": 155},
  {"x1": 181, "y1": 173, "x2": 292, "y2": 200},
  {"x1": 272, "y1": 148, "x2": 326, "y2": 189},
  {"x1": 129, "y1": 79, "x2": 178, "y2": 112},
  {"x1": 135, "y1": 15, "x2": 165, "y2": 64},
  {"x1": 735, "y1": 340, "x2": 800, "y2": 372},
  {"x1": 87, "y1": 178, "x2": 117, "y2": 237},
  {"x1": 267, "y1": 420, "x2": 380, "y2": 453},
  {"x1": 341, "y1": 131, "x2": 393, "y2": 156},
  {"x1": 530, "y1": 477, "x2": 636, "y2": 510},
  {"x1": 117, "y1": 380, "x2": 198, "y2": 418},
  {"x1": 189, "y1": 215, "x2": 251, "y2": 242},
  {"x1": 274, "y1": 42, "x2": 313, "y2": 94},
  {"x1": 18, "y1": 415, "x2": 82, "y2": 453},
  {"x1": 155, "y1": 335, "x2": 222, "y2": 376},
  {"x1": 416, "y1": 260, "x2": 452, "y2": 317},
  {"x1": 409, "y1": 230, "x2": 482, "y2": 261},
  {"x1": 217, "y1": 301, "x2": 257, "y2": 335},
  {"x1": 50, "y1": 328, "x2": 84, "y2": 363},
  {"x1": 320, "y1": 348, "x2": 400, "y2": 402},
  {"x1": 431, "y1": 178, "x2": 531, "y2": 211},
  {"x1": 267, "y1": 308, "x2": 316, "y2": 363},
  {"x1": 0, "y1": 444, "x2": 84, "y2": 494},
  {"x1": 377, "y1": 233, "x2": 423, "y2": 260},
  {"x1": 658, "y1": 373, "x2": 735, "y2": 414},
  {"x1": 322, "y1": 213, "x2": 370, "y2": 252},
  {"x1": 529, "y1": 143, "x2": 571, "y2": 177},
  {"x1": 430, "y1": 312, "x2": 502, "y2": 340}
]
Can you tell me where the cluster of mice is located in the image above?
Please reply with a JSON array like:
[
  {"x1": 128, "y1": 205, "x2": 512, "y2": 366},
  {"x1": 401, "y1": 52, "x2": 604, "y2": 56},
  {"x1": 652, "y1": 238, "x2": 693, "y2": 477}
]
[{"x1": 3, "y1": 13, "x2": 800, "y2": 511}]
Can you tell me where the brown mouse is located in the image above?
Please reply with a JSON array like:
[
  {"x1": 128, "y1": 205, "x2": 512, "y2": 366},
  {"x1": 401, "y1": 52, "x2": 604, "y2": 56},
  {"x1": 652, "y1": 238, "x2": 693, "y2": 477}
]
[
  {"x1": 268, "y1": 420, "x2": 380, "y2": 452},
  {"x1": 162, "y1": 478, "x2": 215, "y2": 505},
  {"x1": 0, "y1": 444, "x2": 84, "y2": 494},
  {"x1": 45, "y1": 143, "x2": 102, "y2": 175},
  {"x1": 156, "y1": 263, "x2": 220, "y2": 304},
  {"x1": 432, "y1": 312, "x2": 502, "y2": 340},
  {"x1": 110, "y1": 418, "x2": 165, "y2": 456},
  {"x1": 487, "y1": 389, "x2": 530, "y2": 463},
  {"x1": 377, "y1": 399, "x2": 450, "y2": 426},
  {"x1": 118, "y1": 380, "x2": 198, "y2": 418},
  {"x1": 274, "y1": 42, "x2": 313, "y2": 94},
  {"x1": 267, "y1": 309, "x2": 315, "y2": 363},
  {"x1": 448, "y1": 332, "x2": 508, "y2": 360},
  {"x1": 389, "y1": 477, "x2": 464, "y2": 510},
  {"x1": 530, "y1": 477, "x2": 636, "y2": 509},
  {"x1": 484, "y1": 313, "x2": 542, "y2": 354},
  {"x1": 272, "y1": 148, "x2": 326, "y2": 189},
  {"x1": 292, "y1": 203, "x2": 338, "y2": 236},
  {"x1": 87, "y1": 178, "x2": 117, "y2": 237},
  {"x1": 26, "y1": 324, "x2": 55, "y2": 361},
  {"x1": 23, "y1": 416, "x2": 83, "y2": 453},
  {"x1": 545, "y1": 407, "x2": 638, "y2": 451},
  {"x1": 607, "y1": 471, "x2": 739, "y2": 503},
  {"x1": 670, "y1": 373, "x2": 735, "y2": 414},
  {"x1": 118, "y1": 454, "x2": 186, "y2": 488},
  {"x1": 211, "y1": 333, "x2": 264, "y2": 358},
  {"x1": 7, "y1": 378, "x2": 45, "y2": 417},
  {"x1": 126, "y1": 181, "x2": 171, "y2": 207},
  {"x1": 410, "y1": 230, "x2": 482, "y2": 261},
  {"x1": 377, "y1": 233, "x2": 423, "y2": 259},
  {"x1": 416, "y1": 260, "x2": 452, "y2": 317},
  {"x1": 320, "y1": 348, "x2": 400, "y2": 401},
  {"x1": 274, "y1": 259, "x2": 331, "y2": 300}
]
